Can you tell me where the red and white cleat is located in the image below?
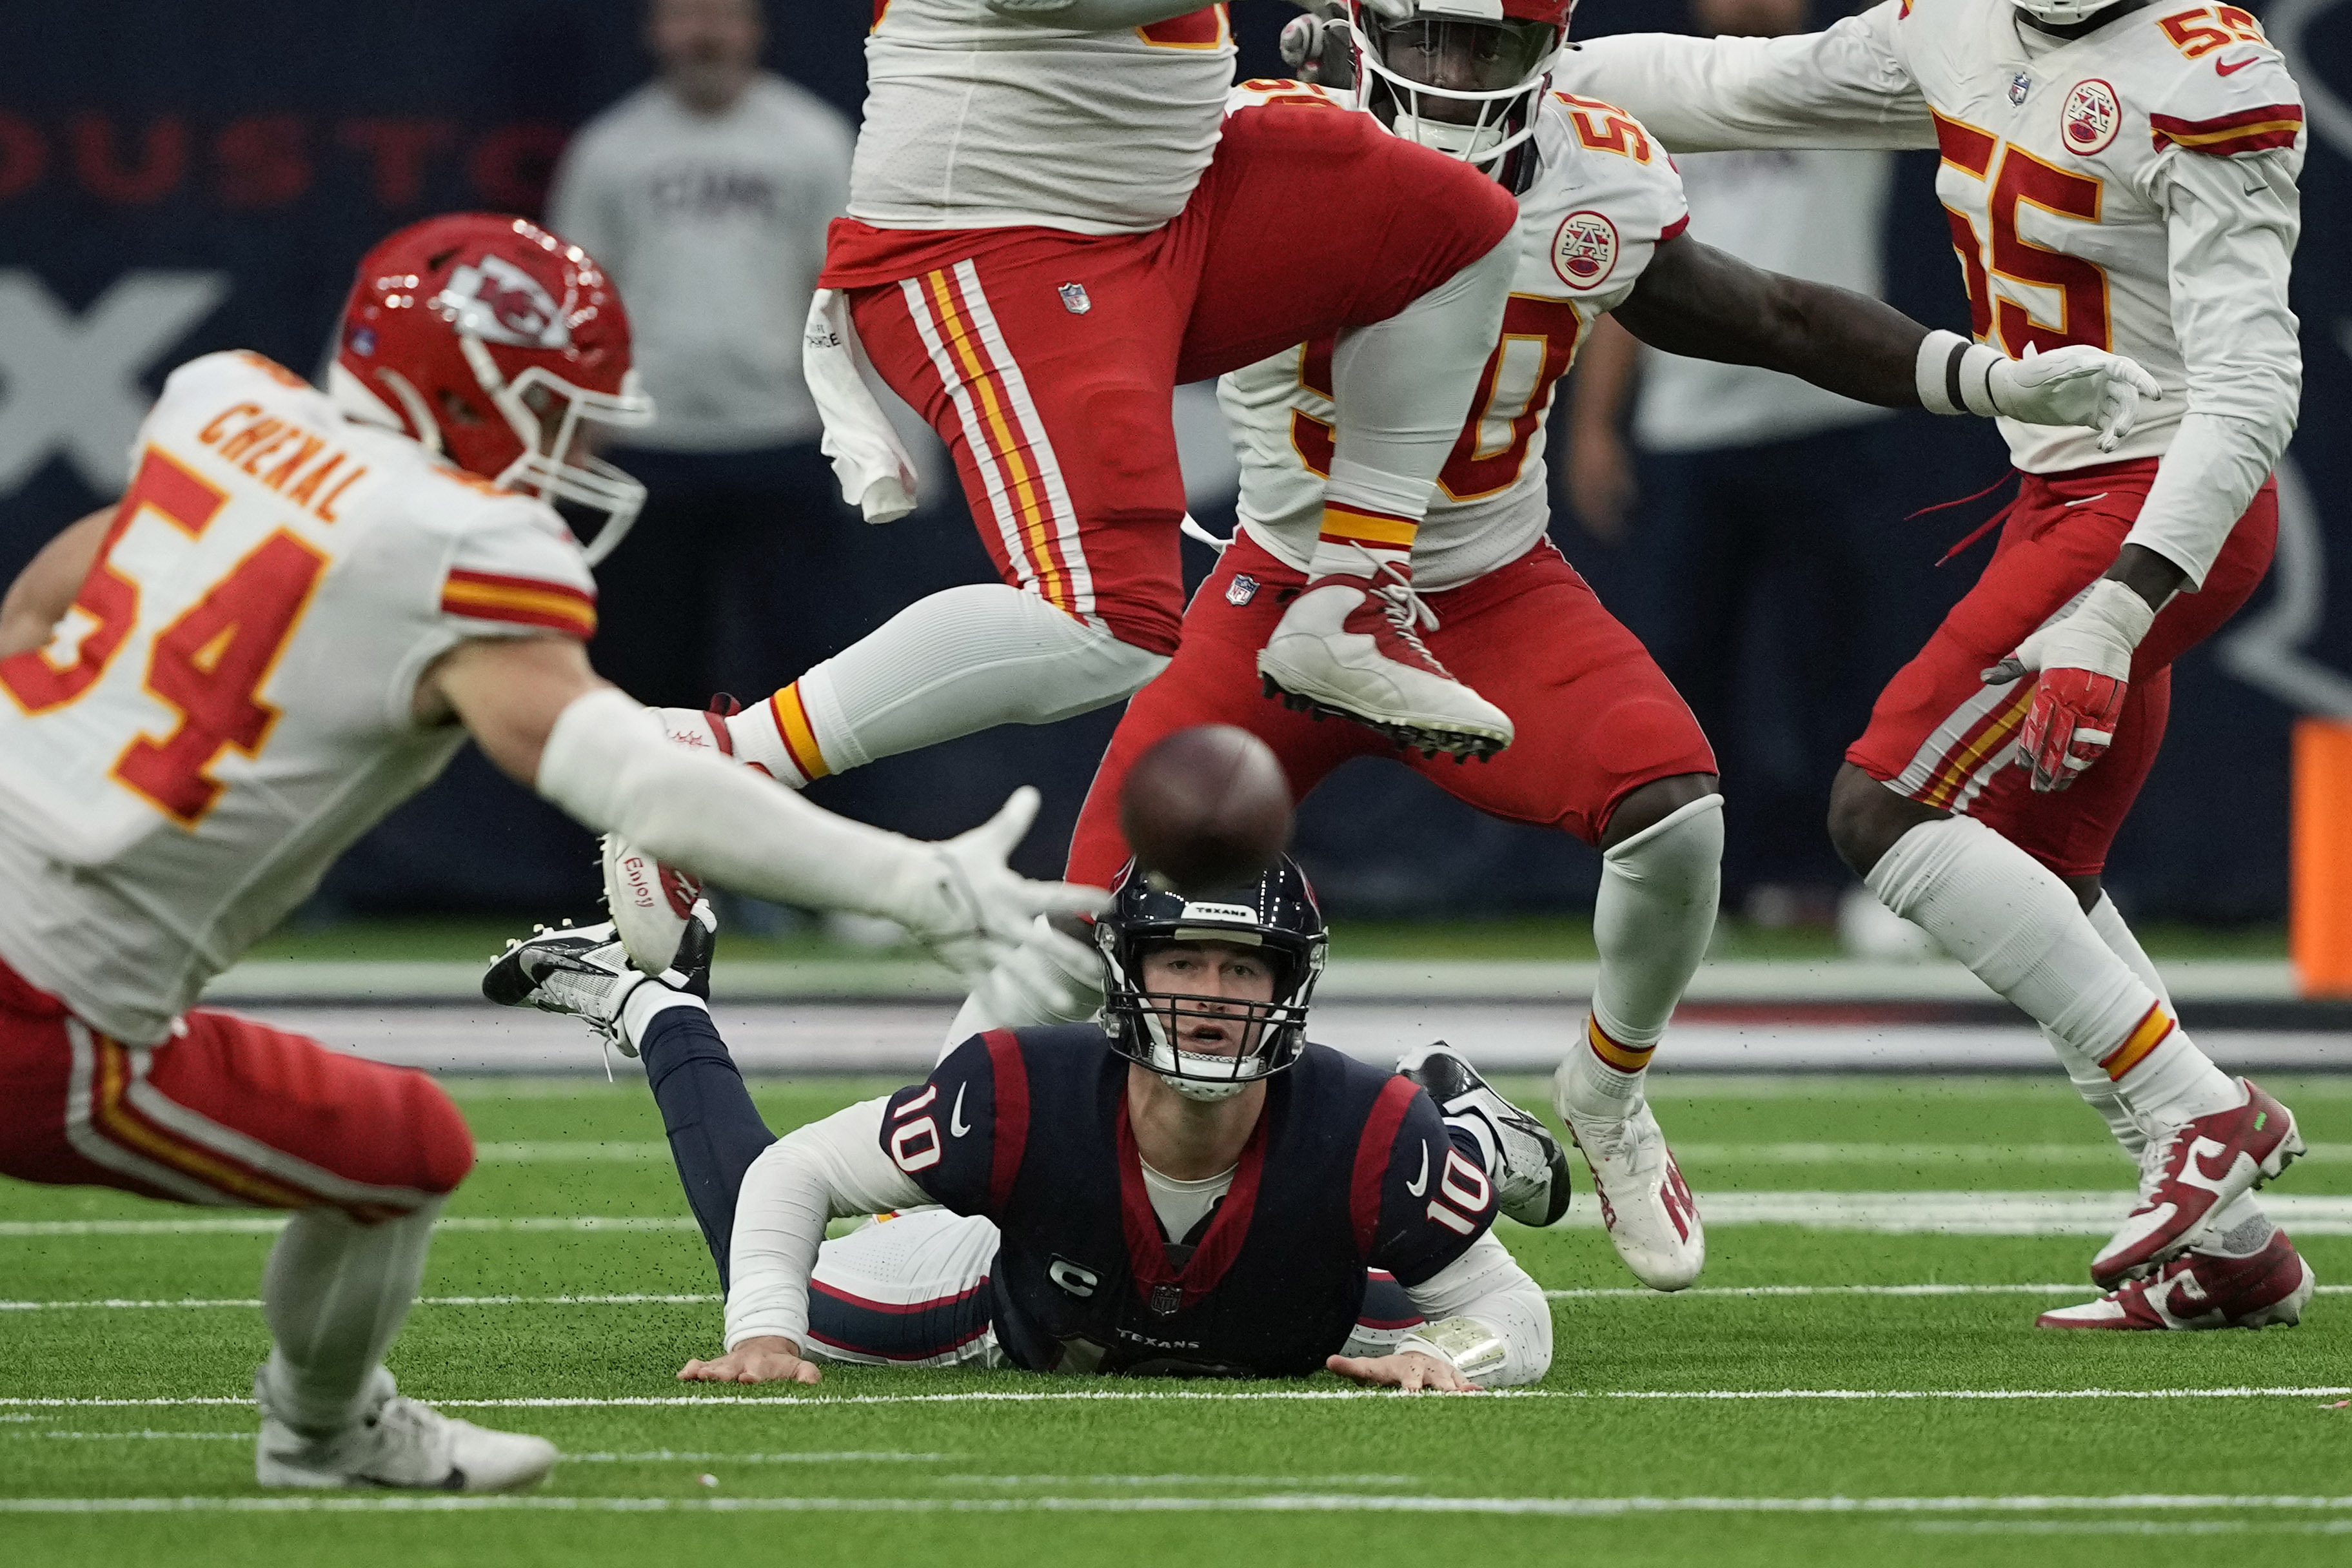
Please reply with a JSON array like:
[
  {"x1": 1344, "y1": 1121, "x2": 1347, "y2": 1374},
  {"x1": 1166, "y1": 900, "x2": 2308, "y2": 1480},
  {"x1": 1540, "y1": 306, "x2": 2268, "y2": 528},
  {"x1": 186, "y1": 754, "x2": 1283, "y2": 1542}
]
[
  {"x1": 2091, "y1": 1077, "x2": 2304, "y2": 1288},
  {"x1": 2041, "y1": 1230, "x2": 2315, "y2": 1331},
  {"x1": 1257, "y1": 578, "x2": 1512, "y2": 761},
  {"x1": 603, "y1": 697, "x2": 766, "y2": 972},
  {"x1": 1558, "y1": 1099, "x2": 1705, "y2": 1291}
]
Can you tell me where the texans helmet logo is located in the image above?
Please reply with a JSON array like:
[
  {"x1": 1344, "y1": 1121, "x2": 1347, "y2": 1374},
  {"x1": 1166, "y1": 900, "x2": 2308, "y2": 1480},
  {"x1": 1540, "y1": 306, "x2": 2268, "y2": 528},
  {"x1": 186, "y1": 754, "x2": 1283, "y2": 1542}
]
[{"x1": 436, "y1": 254, "x2": 575, "y2": 349}]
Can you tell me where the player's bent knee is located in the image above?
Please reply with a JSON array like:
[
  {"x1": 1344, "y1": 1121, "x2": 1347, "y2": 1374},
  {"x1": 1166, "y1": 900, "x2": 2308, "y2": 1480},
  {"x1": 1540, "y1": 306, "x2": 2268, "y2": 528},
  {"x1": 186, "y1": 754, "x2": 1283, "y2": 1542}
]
[
  {"x1": 397, "y1": 1072, "x2": 475, "y2": 1196},
  {"x1": 1827, "y1": 763, "x2": 1943, "y2": 881},
  {"x1": 1600, "y1": 772, "x2": 1721, "y2": 852}
]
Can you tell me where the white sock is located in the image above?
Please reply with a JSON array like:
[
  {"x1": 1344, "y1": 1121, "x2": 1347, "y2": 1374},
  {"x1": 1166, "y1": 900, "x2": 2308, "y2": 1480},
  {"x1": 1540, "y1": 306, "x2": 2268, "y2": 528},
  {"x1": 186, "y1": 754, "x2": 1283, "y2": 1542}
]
[
  {"x1": 260, "y1": 1199, "x2": 442, "y2": 1434},
  {"x1": 726, "y1": 583, "x2": 1165, "y2": 780},
  {"x1": 621, "y1": 985, "x2": 709, "y2": 1053},
  {"x1": 1327, "y1": 242, "x2": 1514, "y2": 508},
  {"x1": 1558, "y1": 798, "x2": 1723, "y2": 1123},
  {"x1": 1865, "y1": 815, "x2": 2238, "y2": 1128},
  {"x1": 2063, "y1": 893, "x2": 2271, "y2": 1244}
]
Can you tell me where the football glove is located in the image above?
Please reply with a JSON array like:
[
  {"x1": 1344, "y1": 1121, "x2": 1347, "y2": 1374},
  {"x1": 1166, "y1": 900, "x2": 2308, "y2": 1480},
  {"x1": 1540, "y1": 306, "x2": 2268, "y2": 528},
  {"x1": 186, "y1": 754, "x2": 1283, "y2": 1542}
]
[
  {"x1": 888, "y1": 787, "x2": 1111, "y2": 979},
  {"x1": 1915, "y1": 331, "x2": 2160, "y2": 451},
  {"x1": 1982, "y1": 577, "x2": 2156, "y2": 793},
  {"x1": 960, "y1": 914, "x2": 1107, "y2": 1029}
]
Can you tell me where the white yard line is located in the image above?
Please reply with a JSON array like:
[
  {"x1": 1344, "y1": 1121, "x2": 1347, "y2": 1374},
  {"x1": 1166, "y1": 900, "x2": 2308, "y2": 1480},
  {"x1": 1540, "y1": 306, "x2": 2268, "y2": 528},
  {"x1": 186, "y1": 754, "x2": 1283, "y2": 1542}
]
[
  {"x1": 6, "y1": 1492, "x2": 2352, "y2": 1516},
  {"x1": 473, "y1": 1142, "x2": 671, "y2": 1162},
  {"x1": 1672, "y1": 1142, "x2": 2351, "y2": 1164},
  {"x1": 0, "y1": 1294, "x2": 719, "y2": 1311},
  {"x1": 1542, "y1": 1283, "x2": 2352, "y2": 1300},
  {"x1": 12, "y1": 1193, "x2": 2352, "y2": 1239},
  {"x1": 7, "y1": 1387, "x2": 2346, "y2": 1411}
]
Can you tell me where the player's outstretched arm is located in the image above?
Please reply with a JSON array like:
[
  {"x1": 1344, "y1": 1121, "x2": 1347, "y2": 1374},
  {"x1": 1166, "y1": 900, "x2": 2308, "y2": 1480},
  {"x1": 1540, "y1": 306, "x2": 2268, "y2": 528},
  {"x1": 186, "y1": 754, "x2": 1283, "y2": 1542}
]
[
  {"x1": 0, "y1": 505, "x2": 116, "y2": 660},
  {"x1": 1554, "y1": 5, "x2": 1934, "y2": 155},
  {"x1": 684, "y1": 1098, "x2": 933, "y2": 1385},
  {"x1": 424, "y1": 636, "x2": 1107, "y2": 971},
  {"x1": 987, "y1": 0, "x2": 1407, "y2": 26},
  {"x1": 1612, "y1": 234, "x2": 2160, "y2": 446}
]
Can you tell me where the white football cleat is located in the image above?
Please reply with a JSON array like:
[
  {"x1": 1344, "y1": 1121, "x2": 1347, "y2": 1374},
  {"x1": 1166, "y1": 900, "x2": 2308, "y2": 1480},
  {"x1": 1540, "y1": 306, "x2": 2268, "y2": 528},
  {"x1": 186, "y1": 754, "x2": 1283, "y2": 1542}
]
[
  {"x1": 481, "y1": 910, "x2": 713, "y2": 1057},
  {"x1": 603, "y1": 700, "x2": 756, "y2": 972},
  {"x1": 1258, "y1": 578, "x2": 1512, "y2": 761},
  {"x1": 1398, "y1": 1042, "x2": 1572, "y2": 1227},
  {"x1": 1552, "y1": 1068, "x2": 1704, "y2": 1291},
  {"x1": 255, "y1": 1367, "x2": 556, "y2": 1492},
  {"x1": 2040, "y1": 1230, "x2": 2315, "y2": 1331},
  {"x1": 2091, "y1": 1077, "x2": 2303, "y2": 1288}
]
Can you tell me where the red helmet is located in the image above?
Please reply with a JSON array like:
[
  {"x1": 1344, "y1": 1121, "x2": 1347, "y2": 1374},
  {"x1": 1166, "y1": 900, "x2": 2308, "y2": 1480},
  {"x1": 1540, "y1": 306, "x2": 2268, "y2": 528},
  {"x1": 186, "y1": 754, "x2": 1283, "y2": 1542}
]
[
  {"x1": 1349, "y1": 0, "x2": 1574, "y2": 184},
  {"x1": 331, "y1": 213, "x2": 655, "y2": 564}
]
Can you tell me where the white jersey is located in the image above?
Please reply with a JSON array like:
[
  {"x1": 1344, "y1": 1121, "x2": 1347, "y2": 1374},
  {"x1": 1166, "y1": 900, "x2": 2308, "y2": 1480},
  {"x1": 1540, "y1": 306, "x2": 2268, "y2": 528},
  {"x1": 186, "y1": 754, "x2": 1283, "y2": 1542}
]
[
  {"x1": 1221, "y1": 86, "x2": 1690, "y2": 592},
  {"x1": 1556, "y1": 0, "x2": 2304, "y2": 587},
  {"x1": 0, "y1": 352, "x2": 598, "y2": 1043},
  {"x1": 851, "y1": 0, "x2": 1235, "y2": 235}
]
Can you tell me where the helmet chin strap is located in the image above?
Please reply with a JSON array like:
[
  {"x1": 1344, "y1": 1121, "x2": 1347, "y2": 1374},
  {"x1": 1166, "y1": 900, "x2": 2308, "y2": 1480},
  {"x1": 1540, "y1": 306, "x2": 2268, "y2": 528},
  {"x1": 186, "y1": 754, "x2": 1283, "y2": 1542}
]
[{"x1": 1140, "y1": 1008, "x2": 1261, "y2": 1102}]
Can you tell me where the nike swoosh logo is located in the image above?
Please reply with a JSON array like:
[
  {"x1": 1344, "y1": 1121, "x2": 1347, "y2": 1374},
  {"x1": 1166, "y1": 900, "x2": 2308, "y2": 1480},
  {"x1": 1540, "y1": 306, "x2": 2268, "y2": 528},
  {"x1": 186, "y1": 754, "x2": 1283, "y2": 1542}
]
[
  {"x1": 1405, "y1": 1141, "x2": 1430, "y2": 1197},
  {"x1": 949, "y1": 1083, "x2": 971, "y2": 1138},
  {"x1": 2215, "y1": 54, "x2": 2257, "y2": 75}
]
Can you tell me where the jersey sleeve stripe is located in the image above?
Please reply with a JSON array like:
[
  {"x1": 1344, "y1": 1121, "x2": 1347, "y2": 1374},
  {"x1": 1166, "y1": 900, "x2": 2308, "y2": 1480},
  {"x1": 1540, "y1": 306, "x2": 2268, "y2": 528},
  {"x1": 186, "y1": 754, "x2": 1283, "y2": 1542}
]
[
  {"x1": 2149, "y1": 104, "x2": 2303, "y2": 154},
  {"x1": 440, "y1": 571, "x2": 598, "y2": 638},
  {"x1": 1658, "y1": 212, "x2": 1690, "y2": 243},
  {"x1": 1349, "y1": 1074, "x2": 1421, "y2": 1257},
  {"x1": 981, "y1": 1028, "x2": 1030, "y2": 1212}
]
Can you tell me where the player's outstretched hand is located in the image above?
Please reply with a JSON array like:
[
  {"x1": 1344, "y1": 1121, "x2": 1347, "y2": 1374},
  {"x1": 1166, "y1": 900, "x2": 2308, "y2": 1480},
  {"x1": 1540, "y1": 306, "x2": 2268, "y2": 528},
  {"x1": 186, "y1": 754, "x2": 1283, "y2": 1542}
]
[
  {"x1": 678, "y1": 1336, "x2": 821, "y2": 1386},
  {"x1": 1986, "y1": 342, "x2": 2162, "y2": 451},
  {"x1": 1325, "y1": 1351, "x2": 1482, "y2": 1393},
  {"x1": 1981, "y1": 578, "x2": 2155, "y2": 793},
  {"x1": 894, "y1": 787, "x2": 1111, "y2": 979}
]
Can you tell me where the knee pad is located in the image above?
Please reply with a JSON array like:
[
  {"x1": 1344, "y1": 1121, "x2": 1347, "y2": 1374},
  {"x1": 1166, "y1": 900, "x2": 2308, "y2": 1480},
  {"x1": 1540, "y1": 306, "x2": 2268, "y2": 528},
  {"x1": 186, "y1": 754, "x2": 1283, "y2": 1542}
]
[{"x1": 1602, "y1": 792, "x2": 1724, "y2": 894}]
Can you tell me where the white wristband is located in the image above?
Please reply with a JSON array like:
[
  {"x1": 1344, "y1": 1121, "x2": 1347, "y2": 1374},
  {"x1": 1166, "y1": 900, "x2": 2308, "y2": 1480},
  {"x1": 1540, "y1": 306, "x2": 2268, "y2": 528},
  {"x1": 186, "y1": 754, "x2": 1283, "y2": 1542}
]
[
  {"x1": 1395, "y1": 1315, "x2": 1508, "y2": 1384},
  {"x1": 1915, "y1": 330, "x2": 2003, "y2": 418}
]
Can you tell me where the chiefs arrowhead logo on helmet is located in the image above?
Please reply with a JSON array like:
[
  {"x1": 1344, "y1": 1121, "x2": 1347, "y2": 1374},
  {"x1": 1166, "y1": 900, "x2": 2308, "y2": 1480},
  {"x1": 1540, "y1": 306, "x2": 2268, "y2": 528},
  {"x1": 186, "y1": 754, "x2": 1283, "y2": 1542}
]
[{"x1": 330, "y1": 212, "x2": 655, "y2": 564}]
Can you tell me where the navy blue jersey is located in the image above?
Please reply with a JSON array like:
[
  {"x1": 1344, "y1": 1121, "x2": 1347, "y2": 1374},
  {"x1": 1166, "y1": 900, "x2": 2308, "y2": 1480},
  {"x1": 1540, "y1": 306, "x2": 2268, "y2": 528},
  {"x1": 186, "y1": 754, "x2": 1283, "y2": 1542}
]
[{"x1": 877, "y1": 1025, "x2": 1499, "y2": 1377}]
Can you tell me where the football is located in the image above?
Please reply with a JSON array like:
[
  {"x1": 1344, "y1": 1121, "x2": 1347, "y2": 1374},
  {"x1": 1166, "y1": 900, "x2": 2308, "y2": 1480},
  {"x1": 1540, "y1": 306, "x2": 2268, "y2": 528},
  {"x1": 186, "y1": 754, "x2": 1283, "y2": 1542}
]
[{"x1": 1118, "y1": 724, "x2": 1294, "y2": 894}]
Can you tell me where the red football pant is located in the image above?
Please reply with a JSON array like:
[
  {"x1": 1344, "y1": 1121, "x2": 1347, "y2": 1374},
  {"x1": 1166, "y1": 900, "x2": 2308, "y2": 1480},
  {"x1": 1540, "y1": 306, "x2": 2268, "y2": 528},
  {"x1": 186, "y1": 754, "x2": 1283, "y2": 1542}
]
[
  {"x1": 1848, "y1": 458, "x2": 2277, "y2": 877},
  {"x1": 1066, "y1": 533, "x2": 1718, "y2": 884},
  {"x1": 0, "y1": 956, "x2": 473, "y2": 1220},
  {"x1": 824, "y1": 100, "x2": 1519, "y2": 657}
]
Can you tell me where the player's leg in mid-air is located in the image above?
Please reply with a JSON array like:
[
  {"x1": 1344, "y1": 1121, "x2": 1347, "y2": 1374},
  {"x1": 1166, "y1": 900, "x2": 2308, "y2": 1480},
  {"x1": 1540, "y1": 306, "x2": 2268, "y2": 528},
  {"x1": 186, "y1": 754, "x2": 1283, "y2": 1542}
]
[
  {"x1": 0, "y1": 963, "x2": 554, "y2": 1491},
  {"x1": 712, "y1": 97, "x2": 1522, "y2": 790},
  {"x1": 1828, "y1": 467, "x2": 2311, "y2": 1326},
  {"x1": 1067, "y1": 532, "x2": 1721, "y2": 1290}
]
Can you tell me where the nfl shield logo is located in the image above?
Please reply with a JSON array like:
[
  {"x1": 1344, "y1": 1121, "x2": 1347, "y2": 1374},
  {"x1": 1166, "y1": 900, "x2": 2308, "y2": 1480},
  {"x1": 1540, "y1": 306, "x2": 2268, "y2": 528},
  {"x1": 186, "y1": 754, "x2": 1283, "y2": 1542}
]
[
  {"x1": 2008, "y1": 72, "x2": 2031, "y2": 106},
  {"x1": 1149, "y1": 1283, "x2": 1182, "y2": 1317},
  {"x1": 1226, "y1": 574, "x2": 1259, "y2": 607},
  {"x1": 1059, "y1": 282, "x2": 1092, "y2": 315}
]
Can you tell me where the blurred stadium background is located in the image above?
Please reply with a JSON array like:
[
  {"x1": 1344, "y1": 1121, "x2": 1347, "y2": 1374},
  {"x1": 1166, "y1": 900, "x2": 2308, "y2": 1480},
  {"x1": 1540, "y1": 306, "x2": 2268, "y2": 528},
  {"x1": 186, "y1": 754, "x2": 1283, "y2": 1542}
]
[{"x1": 1, "y1": 0, "x2": 2348, "y2": 1071}]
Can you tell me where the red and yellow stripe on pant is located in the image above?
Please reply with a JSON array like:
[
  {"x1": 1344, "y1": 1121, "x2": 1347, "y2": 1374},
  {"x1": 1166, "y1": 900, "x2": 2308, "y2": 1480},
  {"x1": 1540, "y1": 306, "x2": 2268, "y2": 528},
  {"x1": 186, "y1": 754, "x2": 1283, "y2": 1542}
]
[
  {"x1": 1918, "y1": 683, "x2": 2035, "y2": 811},
  {"x1": 905, "y1": 263, "x2": 1089, "y2": 621}
]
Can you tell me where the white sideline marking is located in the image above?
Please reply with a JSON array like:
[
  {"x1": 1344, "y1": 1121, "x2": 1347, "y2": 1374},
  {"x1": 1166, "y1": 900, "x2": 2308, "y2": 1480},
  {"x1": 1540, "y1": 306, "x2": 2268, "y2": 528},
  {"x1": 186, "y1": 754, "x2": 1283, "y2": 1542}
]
[
  {"x1": 11, "y1": 1193, "x2": 2352, "y2": 1239},
  {"x1": 0, "y1": 1294, "x2": 720, "y2": 1311},
  {"x1": 474, "y1": 1142, "x2": 669, "y2": 1162},
  {"x1": 5, "y1": 1493, "x2": 2352, "y2": 1516},
  {"x1": 5, "y1": 1431, "x2": 248, "y2": 1441},
  {"x1": 8, "y1": 1387, "x2": 2346, "y2": 1411},
  {"x1": 1672, "y1": 1142, "x2": 2351, "y2": 1164},
  {"x1": 1543, "y1": 1284, "x2": 2352, "y2": 1300},
  {"x1": 563, "y1": 1451, "x2": 951, "y2": 1464},
  {"x1": 0, "y1": 1217, "x2": 700, "y2": 1237},
  {"x1": 1912, "y1": 1521, "x2": 2352, "y2": 1536}
]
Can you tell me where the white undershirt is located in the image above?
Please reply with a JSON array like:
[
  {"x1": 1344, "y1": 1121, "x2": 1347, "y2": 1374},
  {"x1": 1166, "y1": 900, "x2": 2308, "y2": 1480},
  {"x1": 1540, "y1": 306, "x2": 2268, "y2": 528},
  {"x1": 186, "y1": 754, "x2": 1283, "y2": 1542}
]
[{"x1": 1140, "y1": 1160, "x2": 1236, "y2": 1242}]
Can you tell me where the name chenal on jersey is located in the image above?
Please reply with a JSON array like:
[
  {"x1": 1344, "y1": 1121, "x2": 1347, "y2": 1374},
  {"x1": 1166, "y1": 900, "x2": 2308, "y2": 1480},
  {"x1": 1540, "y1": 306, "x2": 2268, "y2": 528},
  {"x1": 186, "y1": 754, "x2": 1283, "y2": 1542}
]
[{"x1": 1218, "y1": 81, "x2": 1688, "y2": 594}]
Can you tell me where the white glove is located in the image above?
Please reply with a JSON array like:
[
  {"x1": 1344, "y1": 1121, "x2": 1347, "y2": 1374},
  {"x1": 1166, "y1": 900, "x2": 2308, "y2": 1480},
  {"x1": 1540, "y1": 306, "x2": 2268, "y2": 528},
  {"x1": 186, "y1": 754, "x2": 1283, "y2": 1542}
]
[
  {"x1": 960, "y1": 916, "x2": 1107, "y2": 1030},
  {"x1": 883, "y1": 787, "x2": 1111, "y2": 979},
  {"x1": 1914, "y1": 330, "x2": 2160, "y2": 451}
]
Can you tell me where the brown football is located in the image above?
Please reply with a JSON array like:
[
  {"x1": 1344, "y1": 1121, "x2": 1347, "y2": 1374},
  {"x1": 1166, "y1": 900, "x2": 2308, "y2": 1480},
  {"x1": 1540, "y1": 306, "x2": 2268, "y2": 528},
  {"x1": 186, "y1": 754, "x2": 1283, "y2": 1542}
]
[{"x1": 1118, "y1": 725, "x2": 1294, "y2": 894}]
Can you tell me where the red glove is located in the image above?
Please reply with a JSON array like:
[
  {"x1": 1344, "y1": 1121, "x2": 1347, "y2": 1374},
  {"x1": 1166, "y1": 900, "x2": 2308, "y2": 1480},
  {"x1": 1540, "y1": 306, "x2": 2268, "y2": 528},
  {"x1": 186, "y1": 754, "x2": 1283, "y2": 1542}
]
[{"x1": 1981, "y1": 578, "x2": 2155, "y2": 794}]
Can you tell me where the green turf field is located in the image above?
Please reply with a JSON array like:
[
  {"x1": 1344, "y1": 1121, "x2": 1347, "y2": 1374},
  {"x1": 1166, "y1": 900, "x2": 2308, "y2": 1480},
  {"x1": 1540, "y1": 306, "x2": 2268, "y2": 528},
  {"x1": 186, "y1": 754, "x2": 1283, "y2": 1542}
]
[{"x1": 5, "y1": 1074, "x2": 2348, "y2": 1567}]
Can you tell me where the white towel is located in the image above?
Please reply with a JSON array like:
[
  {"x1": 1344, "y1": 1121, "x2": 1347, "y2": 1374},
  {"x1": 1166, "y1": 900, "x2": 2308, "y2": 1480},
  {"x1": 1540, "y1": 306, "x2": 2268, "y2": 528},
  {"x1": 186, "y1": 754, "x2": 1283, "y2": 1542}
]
[{"x1": 802, "y1": 289, "x2": 920, "y2": 524}]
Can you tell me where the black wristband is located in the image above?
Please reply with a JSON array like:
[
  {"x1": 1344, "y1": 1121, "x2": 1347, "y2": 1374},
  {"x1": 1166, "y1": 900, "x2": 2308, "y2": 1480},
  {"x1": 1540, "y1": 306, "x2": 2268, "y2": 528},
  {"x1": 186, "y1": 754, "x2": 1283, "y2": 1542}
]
[{"x1": 1944, "y1": 340, "x2": 1969, "y2": 416}]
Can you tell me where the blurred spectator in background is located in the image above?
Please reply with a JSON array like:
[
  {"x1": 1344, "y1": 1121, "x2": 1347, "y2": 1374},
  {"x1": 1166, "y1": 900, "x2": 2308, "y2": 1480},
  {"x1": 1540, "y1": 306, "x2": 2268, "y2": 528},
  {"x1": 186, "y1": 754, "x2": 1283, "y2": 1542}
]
[
  {"x1": 549, "y1": 0, "x2": 859, "y2": 711},
  {"x1": 1561, "y1": 0, "x2": 1896, "y2": 929}
]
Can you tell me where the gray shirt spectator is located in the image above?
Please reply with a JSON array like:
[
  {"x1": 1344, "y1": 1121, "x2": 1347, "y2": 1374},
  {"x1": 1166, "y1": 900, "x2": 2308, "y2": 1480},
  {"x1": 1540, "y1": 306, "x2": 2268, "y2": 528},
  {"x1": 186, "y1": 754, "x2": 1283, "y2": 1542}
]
[{"x1": 549, "y1": 59, "x2": 851, "y2": 451}]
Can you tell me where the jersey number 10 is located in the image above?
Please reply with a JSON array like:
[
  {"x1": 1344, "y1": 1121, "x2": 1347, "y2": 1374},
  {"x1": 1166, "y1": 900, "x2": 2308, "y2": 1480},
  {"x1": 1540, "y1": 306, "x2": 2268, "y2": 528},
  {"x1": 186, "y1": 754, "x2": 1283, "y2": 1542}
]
[{"x1": 0, "y1": 447, "x2": 328, "y2": 827}]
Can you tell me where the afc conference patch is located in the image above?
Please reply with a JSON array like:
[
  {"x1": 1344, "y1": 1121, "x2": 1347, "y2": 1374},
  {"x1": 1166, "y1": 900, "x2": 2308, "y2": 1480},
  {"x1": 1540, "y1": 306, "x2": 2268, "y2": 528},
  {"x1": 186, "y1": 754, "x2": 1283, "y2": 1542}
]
[
  {"x1": 2062, "y1": 79, "x2": 2122, "y2": 155},
  {"x1": 1550, "y1": 210, "x2": 1619, "y2": 291},
  {"x1": 1226, "y1": 574, "x2": 1260, "y2": 607}
]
